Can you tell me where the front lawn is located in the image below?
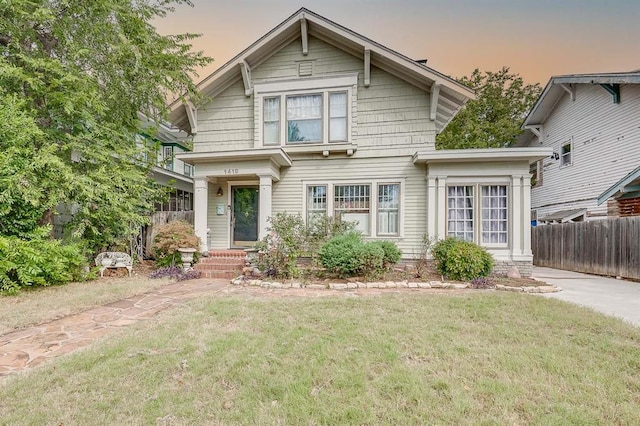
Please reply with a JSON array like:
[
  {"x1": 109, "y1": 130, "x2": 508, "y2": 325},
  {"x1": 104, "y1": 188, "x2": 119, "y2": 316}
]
[{"x1": 1, "y1": 292, "x2": 639, "y2": 424}]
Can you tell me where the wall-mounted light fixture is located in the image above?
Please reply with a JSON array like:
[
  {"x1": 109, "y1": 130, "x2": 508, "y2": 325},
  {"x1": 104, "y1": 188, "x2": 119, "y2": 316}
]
[
  {"x1": 216, "y1": 187, "x2": 224, "y2": 197},
  {"x1": 550, "y1": 152, "x2": 559, "y2": 161}
]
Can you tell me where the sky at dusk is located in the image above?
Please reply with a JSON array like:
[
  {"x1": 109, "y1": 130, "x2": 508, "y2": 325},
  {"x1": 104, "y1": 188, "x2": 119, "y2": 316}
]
[{"x1": 155, "y1": 0, "x2": 640, "y2": 85}]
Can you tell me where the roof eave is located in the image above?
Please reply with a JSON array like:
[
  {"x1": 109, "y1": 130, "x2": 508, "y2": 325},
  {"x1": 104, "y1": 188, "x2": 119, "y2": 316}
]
[{"x1": 412, "y1": 147, "x2": 553, "y2": 165}]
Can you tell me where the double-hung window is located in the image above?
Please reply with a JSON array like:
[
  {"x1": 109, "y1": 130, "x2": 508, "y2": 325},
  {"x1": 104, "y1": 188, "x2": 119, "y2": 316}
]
[
  {"x1": 447, "y1": 184, "x2": 508, "y2": 246},
  {"x1": 307, "y1": 185, "x2": 327, "y2": 225},
  {"x1": 334, "y1": 184, "x2": 371, "y2": 235},
  {"x1": 378, "y1": 184, "x2": 399, "y2": 235},
  {"x1": 561, "y1": 142, "x2": 572, "y2": 166}
]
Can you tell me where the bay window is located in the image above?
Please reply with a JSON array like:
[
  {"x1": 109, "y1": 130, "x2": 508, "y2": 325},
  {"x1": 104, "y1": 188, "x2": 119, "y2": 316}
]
[
  {"x1": 447, "y1": 184, "x2": 508, "y2": 246},
  {"x1": 329, "y1": 92, "x2": 347, "y2": 142}
]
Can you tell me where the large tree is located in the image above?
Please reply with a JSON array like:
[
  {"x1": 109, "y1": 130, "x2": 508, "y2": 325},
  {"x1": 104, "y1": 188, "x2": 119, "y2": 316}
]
[
  {"x1": 436, "y1": 67, "x2": 541, "y2": 149},
  {"x1": 0, "y1": 0, "x2": 210, "y2": 251}
]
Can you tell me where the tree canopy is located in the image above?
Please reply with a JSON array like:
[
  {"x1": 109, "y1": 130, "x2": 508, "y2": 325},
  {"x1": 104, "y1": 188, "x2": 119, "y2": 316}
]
[
  {"x1": 0, "y1": 0, "x2": 211, "y2": 251},
  {"x1": 436, "y1": 67, "x2": 541, "y2": 149}
]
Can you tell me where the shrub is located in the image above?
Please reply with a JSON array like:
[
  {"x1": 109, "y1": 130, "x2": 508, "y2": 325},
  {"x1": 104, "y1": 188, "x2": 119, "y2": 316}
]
[
  {"x1": 305, "y1": 215, "x2": 358, "y2": 254},
  {"x1": 254, "y1": 213, "x2": 306, "y2": 278},
  {"x1": 370, "y1": 240, "x2": 402, "y2": 268},
  {"x1": 431, "y1": 237, "x2": 494, "y2": 281},
  {"x1": 318, "y1": 233, "x2": 393, "y2": 279},
  {"x1": 0, "y1": 233, "x2": 86, "y2": 293},
  {"x1": 152, "y1": 221, "x2": 201, "y2": 267}
]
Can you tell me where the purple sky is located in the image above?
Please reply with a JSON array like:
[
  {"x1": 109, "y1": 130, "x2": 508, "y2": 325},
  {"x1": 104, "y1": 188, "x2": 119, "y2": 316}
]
[{"x1": 155, "y1": 0, "x2": 640, "y2": 85}]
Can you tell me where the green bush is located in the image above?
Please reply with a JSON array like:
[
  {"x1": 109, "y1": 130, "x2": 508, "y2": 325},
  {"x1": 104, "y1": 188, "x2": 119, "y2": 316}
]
[
  {"x1": 431, "y1": 237, "x2": 494, "y2": 281},
  {"x1": 152, "y1": 221, "x2": 201, "y2": 267},
  {"x1": 254, "y1": 213, "x2": 306, "y2": 278},
  {"x1": 318, "y1": 232, "x2": 364, "y2": 277},
  {"x1": 305, "y1": 215, "x2": 358, "y2": 255},
  {"x1": 318, "y1": 233, "x2": 398, "y2": 279},
  {"x1": 0, "y1": 234, "x2": 86, "y2": 293},
  {"x1": 370, "y1": 240, "x2": 402, "y2": 267}
]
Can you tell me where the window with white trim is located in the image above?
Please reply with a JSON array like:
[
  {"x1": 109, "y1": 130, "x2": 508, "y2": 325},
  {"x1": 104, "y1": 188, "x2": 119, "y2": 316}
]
[
  {"x1": 378, "y1": 184, "x2": 399, "y2": 235},
  {"x1": 447, "y1": 186, "x2": 474, "y2": 241},
  {"x1": 335, "y1": 184, "x2": 370, "y2": 235},
  {"x1": 561, "y1": 142, "x2": 572, "y2": 166},
  {"x1": 304, "y1": 181, "x2": 401, "y2": 238},
  {"x1": 162, "y1": 145, "x2": 173, "y2": 171},
  {"x1": 481, "y1": 186, "x2": 508, "y2": 244},
  {"x1": 263, "y1": 97, "x2": 280, "y2": 145},
  {"x1": 307, "y1": 185, "x2": 327, "y2": 225},
  {"x1": 447, "y1": 184, "x2": 509, "y2": 246},
  {"x1": 255, "y1": 74, "x2": 356, "y2": 147}
]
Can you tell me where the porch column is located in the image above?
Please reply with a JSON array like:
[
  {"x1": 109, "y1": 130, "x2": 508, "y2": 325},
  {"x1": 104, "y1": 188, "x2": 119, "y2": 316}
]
[
  {"x1": 194, "y1": 178, "x2": 209, "y2": 253},
  {"x1": 511, "y1": 175, "x2": 523, "y2": 257},
  {"x1": 522, "y1": 175, "x2": 533, "y2": 257},
  {"x1": 426, "y1": 176, "x2": 438, "y2": 240},
  {"x1": 436, "y1": 176, "x2": 447, "y2": 240},
  {"x1": 258, "y1": 174, "x2": 273, "y2": 240}
]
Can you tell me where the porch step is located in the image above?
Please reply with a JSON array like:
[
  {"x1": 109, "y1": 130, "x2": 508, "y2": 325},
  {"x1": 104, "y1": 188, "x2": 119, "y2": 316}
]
[{"x1": 194, "y1": 250, "x2": 247, "y2": 280}]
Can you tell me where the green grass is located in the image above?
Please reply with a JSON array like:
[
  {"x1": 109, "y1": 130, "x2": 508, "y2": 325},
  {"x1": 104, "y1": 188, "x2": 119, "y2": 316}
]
[{"x1": 1, "y1": 292, "x2": 639, "y2": 424}]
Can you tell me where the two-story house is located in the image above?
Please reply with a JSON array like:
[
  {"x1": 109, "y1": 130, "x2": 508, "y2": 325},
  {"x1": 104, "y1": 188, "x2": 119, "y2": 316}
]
[
  {"x1": 170, "y1": 8, "x2": 549, "y2": 276},
  {"x1": 519, "y1": 71, "x2": 640, "y2": 223}
]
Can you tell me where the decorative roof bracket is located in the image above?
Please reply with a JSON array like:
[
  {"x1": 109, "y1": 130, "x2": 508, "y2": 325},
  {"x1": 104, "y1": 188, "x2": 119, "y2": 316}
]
[
  {"x1": 364, "y1": 49, "x2": 371, "y2": 87},
  {"x1": 559, "y1": 83, "x2": 576, "y2": 101},
  {"x1": 430, "y1": 83, "x2": 441, "y2": 121},
  {"x1": 240, "y1": 60, "x2": 253, "y2": 97},
  {"x1": 300, "y1": 15, "x2": 308, "y2": 56},
  {"x1": 524, "y1": 125, "x2": 543, "y2": 140},
  {"x1": 185, "y1": 100, "x2": 198, "y2": 135},
  {"x1": 599, "y1": 83, "x2": 620, "y2": 103}
]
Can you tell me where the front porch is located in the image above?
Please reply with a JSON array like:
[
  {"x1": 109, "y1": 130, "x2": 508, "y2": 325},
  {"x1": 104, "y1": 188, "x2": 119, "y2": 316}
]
[{"x1": 177, "y1": 148, "x2": 292, "y2": 252}]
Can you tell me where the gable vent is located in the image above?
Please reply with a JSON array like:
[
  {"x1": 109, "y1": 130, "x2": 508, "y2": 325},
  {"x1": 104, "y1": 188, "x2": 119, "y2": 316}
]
[{"x1": 298, "y1": 61, "x2": 314, "y2": 77}]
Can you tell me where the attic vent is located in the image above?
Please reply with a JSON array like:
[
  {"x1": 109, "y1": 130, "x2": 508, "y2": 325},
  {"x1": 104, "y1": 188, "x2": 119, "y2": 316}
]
[{"x1": 298, "y1": 61, "x2": 313, "y2": 77}]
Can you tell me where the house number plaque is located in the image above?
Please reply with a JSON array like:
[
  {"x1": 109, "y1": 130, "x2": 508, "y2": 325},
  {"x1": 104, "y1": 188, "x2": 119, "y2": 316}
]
[{"x1": 224, "y1": 168, "x2": 239, "y2": 175}]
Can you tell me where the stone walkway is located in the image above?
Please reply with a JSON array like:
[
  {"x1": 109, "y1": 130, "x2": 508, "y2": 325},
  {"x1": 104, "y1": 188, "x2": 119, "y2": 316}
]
[{"x1": 0, "y1": 279, "x2": 231, "y2": 379}]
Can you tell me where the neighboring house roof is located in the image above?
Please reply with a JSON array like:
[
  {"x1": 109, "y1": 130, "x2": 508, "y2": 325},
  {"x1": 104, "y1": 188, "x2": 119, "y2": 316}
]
[
  {"x1": 169, "y1": 7, "x2": 475, "y2": 135},
  {"x1": 522, "y1": 71, "x2": 640, "y2": 129},
  {"x1": 597, "y1": 165, "x2": 640, "y2": 205},
  {"x1": 538, "y1": 208, "x2": 587, "y2": 223}
]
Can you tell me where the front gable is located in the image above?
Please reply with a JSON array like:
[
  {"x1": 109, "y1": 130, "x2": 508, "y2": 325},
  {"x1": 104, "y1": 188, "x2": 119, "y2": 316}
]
[{"x1": 169, "y1": 8, "x2": 474, "y2": 138}]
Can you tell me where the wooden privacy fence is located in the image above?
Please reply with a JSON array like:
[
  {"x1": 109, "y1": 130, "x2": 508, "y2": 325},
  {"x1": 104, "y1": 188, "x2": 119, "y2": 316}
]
[
  {"x1": 532, "y1": 217, "x2": 640, "y2": 280},
  {"x1": 143, "y1": 211, "x2": 194, "y2": 259}
]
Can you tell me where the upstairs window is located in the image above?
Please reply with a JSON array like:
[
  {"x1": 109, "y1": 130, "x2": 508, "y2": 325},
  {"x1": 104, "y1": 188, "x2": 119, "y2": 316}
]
[
  {"x1": 287, "y1": 94, "x2": 322, "y2": 143},
  {"x1": 255, "y1": 73, "x2": 356, "y2": 147},
  {"x1": 329, "y1": 92, "x2": 347, "y2": 142},
  {"x1": 561, "y1": 142, "x2": 572, "y2": 166},
  {"x1": 162, "y1": 146, "x2": 173, "y2": 171},
  {"x1": 263, "y1": 97, "x2": 280, "y2": 145}
]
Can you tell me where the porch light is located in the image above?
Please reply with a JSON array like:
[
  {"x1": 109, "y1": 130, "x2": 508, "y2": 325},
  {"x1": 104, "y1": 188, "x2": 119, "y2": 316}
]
[{"x1": 216, "y1": 187, "x2": 224, "y2": 197}]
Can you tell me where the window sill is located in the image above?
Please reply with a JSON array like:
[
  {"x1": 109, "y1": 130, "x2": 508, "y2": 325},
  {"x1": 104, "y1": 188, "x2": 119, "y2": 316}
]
[{"x1": 283, "y1": 142, "x2": 357, "y2": 157}]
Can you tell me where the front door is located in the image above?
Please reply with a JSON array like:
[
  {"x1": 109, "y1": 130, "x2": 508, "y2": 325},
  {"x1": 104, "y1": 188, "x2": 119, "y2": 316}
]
[{"x1": 231, "y1": 186, "x2": 259, "y2": 248}]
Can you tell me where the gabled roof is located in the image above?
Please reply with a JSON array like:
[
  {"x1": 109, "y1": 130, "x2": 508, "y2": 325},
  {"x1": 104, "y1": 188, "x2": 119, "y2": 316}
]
[
  {"x1": 169, "y1": 8, "x2": 475, "y2": 134},
  {"x1": 597, "y1": 165, "x2": 640, "y2": 205},
  {"x1": 522, "y1": 71, "x2": 640, "y2": 128},
  {"x1": 538, "y1": 208, "x2": 587, "y2": 223}
]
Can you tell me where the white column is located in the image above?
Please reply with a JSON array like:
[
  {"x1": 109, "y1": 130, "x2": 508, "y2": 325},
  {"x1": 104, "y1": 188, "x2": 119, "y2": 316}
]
[
  {"x1": 427, "y1": 176, "x2": 438, "y2": 240},
  {"x1": 258, "y1": 175, "x2": 273, "y2": 240},
  {"x1": 193, "y1": 178, "x2": 209, "y2": 253},
  {"x1": 511, "y1": 175, "x2": 523, "y2": 257},
  {"x1": 436, "y1": 177, "x2": 447, "y2": 240},
  {"x1": 522, "y1": 175, "x2": 533, "y2": 258}
]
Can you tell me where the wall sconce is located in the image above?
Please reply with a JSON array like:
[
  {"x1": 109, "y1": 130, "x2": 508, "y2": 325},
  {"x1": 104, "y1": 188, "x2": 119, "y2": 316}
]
[
  {"x1": 216, "y1": 187, "x2": 224, "y2": 197},
  {"x1": 550, "y1": 152, "x2": 559, "y2": 161}
]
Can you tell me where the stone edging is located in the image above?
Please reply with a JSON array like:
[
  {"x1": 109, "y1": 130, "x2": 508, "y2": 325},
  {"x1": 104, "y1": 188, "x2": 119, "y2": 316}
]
[{"x1": 230, "y1": 277, "x2": 562, "y2": 293}]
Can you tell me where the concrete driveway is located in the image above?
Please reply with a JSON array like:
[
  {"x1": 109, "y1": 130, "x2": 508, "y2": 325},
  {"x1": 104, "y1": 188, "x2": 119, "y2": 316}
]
[{"x1": 532, "y1": 266, "x2": 640, "y2": 327}]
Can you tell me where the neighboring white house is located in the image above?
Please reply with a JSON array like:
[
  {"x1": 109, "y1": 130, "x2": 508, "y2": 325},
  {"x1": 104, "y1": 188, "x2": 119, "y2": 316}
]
[
  {"x1": 170, "y1": 8, "x2": 550, "y2": 276},
  {"x1": 518, "y1": 71, "x2": 640, "y2": 223}
]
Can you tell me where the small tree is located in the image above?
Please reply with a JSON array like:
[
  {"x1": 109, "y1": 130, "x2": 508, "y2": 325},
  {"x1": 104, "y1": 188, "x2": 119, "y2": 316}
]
[
  {"x1": 152, "y1": 221, "x2": 201, "y2": 267},
  {"x1": 436, "y1": 67, "x2": 541, "y2": 149}
]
